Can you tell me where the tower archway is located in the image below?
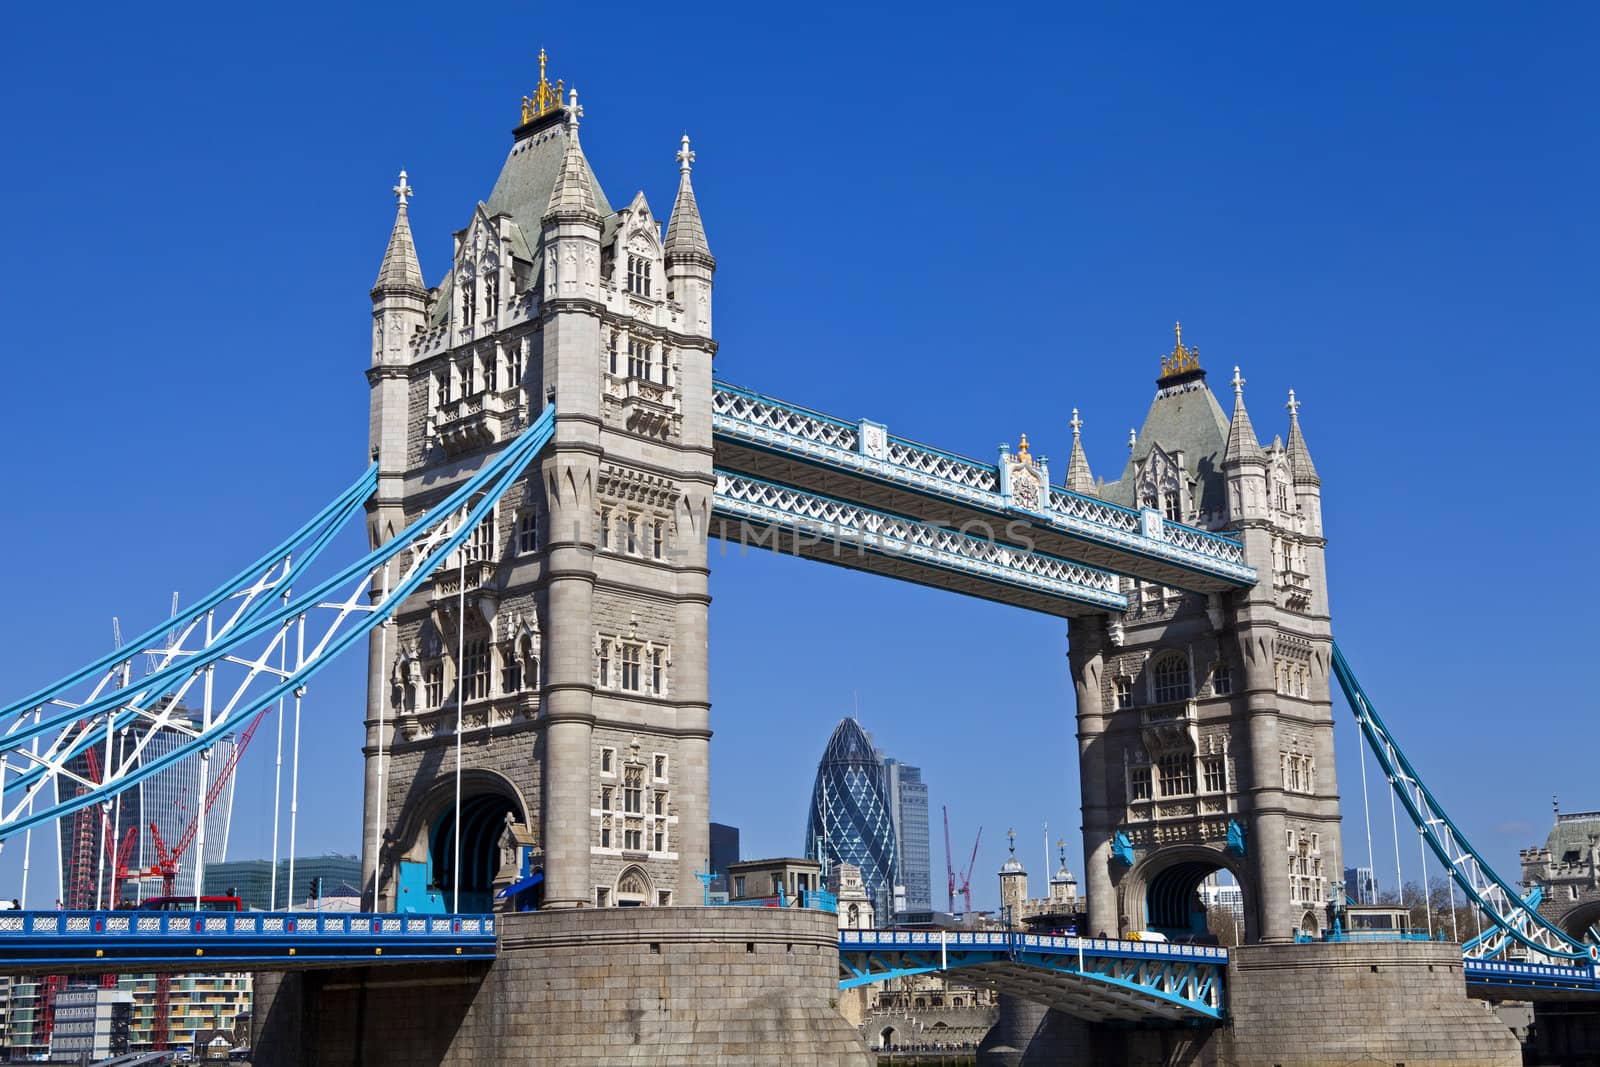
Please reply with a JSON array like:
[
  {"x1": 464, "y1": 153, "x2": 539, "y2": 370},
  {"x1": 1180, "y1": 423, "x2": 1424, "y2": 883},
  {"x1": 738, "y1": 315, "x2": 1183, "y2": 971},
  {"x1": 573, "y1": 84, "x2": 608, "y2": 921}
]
[
  {"x1": 1120, "y1": 845, "x2": 1253, "y2": 943},
  {"x1": 1555, "y1": 899, "x2": 1600, "y2": 944},
  {"x1": 392, "y1": 769, "x2": 530, "y2": 913}
]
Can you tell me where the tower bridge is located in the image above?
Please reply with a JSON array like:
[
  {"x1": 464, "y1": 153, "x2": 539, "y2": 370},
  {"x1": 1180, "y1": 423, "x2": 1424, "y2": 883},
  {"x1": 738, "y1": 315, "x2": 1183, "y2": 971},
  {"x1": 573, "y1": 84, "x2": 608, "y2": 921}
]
[{"x1": 0, "y1": 52, "x2": 1583, "y2": 1066}]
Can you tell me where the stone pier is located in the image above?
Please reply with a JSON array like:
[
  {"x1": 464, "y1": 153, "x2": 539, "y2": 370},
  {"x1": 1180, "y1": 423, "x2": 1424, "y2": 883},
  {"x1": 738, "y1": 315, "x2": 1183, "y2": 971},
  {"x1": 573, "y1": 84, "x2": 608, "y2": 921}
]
[
  {"x1": 978, "y1": 940, "x2": 1521, "y2": 1066},
  {"x1": 253, "y1": 907, "x2": 871, "y2": 1066}
]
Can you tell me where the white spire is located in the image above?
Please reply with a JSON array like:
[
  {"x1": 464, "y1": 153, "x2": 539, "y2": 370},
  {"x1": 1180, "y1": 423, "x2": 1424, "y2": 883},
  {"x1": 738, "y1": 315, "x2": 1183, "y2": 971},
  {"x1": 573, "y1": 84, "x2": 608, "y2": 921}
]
[
  {"x1": 665, "y1": 133, "x2": 712, "y2": 259},
  {"x1": 373, "y1": 169, "x2": 424, "y2": 296}
]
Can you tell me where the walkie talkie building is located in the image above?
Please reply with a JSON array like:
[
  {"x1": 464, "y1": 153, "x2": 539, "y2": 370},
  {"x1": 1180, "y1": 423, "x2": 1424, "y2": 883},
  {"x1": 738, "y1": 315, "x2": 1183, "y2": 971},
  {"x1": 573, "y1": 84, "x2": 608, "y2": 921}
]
[{"x1": 805, "y1": 718, "x2": 898, "y2": 917}]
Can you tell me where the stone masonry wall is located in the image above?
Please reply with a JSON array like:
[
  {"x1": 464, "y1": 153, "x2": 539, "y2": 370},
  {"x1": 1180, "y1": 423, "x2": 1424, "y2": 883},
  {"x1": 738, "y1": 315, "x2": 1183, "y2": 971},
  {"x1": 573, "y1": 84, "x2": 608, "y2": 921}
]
[{"x1": 254, "y1": 907, "x2": 872, "y2": 1067}]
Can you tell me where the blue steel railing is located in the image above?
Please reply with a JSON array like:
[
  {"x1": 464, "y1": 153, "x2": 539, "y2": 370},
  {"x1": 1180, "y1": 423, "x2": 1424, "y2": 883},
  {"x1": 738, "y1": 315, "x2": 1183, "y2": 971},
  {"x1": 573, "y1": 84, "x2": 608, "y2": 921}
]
[
  {"x1": 841, "y1": 928, "x2": 1228, "y2": 963},
  {"x1": 0, "y1": 908, "x2": 495, "y2": 939},
  {"x1": 0, "y1": 909, "x2": 497, "y2": 970},
  {"x1": 839, "y1": 929, "x2": 1227, "y2": 1021},
  {"x1": 1465, "y1": 958, "x2": 1600, "y2": 993}
]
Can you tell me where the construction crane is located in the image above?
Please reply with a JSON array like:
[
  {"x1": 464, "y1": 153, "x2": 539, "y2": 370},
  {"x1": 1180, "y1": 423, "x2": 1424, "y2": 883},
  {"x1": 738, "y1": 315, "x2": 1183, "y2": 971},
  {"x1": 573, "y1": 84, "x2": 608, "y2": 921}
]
[
  {"x1": 140, "y1": 706, "x2": 269, "y2": 1050},
  {"x1": 942, "y1": 807, "x2": 983, "y2": 916}
]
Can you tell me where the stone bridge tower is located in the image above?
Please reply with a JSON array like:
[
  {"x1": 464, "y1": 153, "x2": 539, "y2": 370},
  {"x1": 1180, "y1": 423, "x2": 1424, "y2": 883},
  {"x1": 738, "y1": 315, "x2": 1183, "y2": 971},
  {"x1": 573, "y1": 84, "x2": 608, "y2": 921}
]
[
  {"x1": 1070, "y1": 329, "x2": 1338, "y2": 943},
  {"x1": 360, "y1": 55, "x2": 715, "y2": 912}
]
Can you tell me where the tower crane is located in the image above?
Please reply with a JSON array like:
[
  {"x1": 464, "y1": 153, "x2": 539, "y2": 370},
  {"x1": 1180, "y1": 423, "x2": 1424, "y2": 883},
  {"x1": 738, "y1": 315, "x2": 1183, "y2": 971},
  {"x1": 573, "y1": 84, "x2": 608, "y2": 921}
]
[
  {"x1": 138, "y1": 705, "x2": 269, "y2": 1050},
  {"x1": 942, "y1": 806, "x2": 982, "y2": 916}
]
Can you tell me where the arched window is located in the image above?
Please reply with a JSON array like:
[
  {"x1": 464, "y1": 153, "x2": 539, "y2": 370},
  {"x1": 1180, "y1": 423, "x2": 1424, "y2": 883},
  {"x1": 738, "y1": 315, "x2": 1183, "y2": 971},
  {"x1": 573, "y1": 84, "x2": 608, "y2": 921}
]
[
  {"x1": 1152, "y1": 653, "x2": 1191, "y2": 703},
  {"x1": 1211, "y1": 662, "x2": 1233, "y2": 696},
  {"x1": 1114, "y1": 676, "x2": 1133, "y2": 709},
  {"x1": 1163, "y1": 490, "x2": 1181, "y2": 522},
  {"x1": 616, "y1": 866, "x2": 652, "y2": 906}
]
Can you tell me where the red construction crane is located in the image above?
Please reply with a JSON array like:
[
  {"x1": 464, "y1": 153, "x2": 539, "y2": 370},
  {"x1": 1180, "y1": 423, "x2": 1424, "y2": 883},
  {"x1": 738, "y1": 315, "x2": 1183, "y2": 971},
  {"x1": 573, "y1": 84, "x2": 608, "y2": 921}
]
[
  {"x1": 141, "y1": 707, "x2": 269, "y2": 1050},
  {"x1": 942, "y1": 806, "x2": 982, "y2": 916},
  {"x1": 958, "y1": 826, "x2": 982, "y2": 916}
]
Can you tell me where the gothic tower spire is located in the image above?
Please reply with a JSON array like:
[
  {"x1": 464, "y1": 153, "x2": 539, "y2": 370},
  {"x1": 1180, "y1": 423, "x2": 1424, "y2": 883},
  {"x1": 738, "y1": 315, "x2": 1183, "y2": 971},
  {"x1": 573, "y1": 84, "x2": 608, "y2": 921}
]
[
  {"x1": 1064, "y1": 408, "x2": 1095, "y2": 493},
  {"x1": 545, "y1": 89, "x2": 599, "y2": 219},
  {"x1": 1284, "y1": 389, "x2": 1321, "y2": 485},
  {"x1": 1222, "y1": 366, "x2": 1265, "y2": 466},
  {"x1": 664, "y1": 134, "x2": 712, "y2": 260},
  {"x1": 664, "y1": 134, "x2": 715, "y2": 338},
  {"x1": 373, "y1": 171, "x2": 425, "y2": 297}
]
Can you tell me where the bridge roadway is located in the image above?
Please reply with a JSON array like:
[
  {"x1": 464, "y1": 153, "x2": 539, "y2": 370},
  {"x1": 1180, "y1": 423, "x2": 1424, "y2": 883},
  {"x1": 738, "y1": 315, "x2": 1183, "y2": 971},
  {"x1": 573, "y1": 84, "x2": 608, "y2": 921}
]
[
  {"x1": 5, "y1": 910, "x2": 1600, "y2": 1019},
  {"x1": 710, "y1": 381, "x2": 1257, "y2": 602},
  {"x1": 838, "y1": 929, "x2": 1600, "y2": 1025},
  {"x1": 0, "y1": 909, "x2": 496, "y2": 974}
]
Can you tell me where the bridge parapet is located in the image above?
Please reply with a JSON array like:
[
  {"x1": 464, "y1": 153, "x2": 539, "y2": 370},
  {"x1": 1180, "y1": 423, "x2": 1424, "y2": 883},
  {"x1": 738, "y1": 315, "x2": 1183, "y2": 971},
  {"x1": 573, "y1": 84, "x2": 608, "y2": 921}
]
[
  {"x1": 0, "y1": 909, "x2": 497, "y2": 974},
  {"x1": 838, "y1": 928, "x2": 1227, "y2": 1023}
]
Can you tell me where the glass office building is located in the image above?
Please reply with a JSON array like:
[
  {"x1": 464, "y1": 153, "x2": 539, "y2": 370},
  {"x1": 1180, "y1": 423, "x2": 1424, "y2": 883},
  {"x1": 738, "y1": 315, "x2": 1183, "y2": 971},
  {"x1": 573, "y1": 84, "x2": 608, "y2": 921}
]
[
  {"x1": 805, "y1": 718, "x2": 898, "y2": 917},
  {"x1": 883, "y1": 759, "x2": 931, "y2": 914}
]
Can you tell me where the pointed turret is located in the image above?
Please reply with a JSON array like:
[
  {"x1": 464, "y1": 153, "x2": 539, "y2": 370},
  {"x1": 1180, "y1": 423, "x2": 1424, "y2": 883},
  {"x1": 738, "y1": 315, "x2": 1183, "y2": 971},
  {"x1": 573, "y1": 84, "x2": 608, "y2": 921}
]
[
  {"x1": 664, "y1": 135, "x2": 712, "y2": 260},
  {"x1": 1064, "y1": 408, "x2": 1096, "y2": 494},
  {"x1": 1284, "y1": 389, "x2": 1320, "y2": 485},
  {"x1": 544, "y1": 89, "x2": 599, "y2": 220},
  {"x1": 663, "y1": 134, "x2": 715, "y2": 338},
  {"x1": 1222, "y1": 366, "x2": 1265, "y2": 466},
  {"x1": 373, "y1": 171, "x2": 425, "y2": 298}
]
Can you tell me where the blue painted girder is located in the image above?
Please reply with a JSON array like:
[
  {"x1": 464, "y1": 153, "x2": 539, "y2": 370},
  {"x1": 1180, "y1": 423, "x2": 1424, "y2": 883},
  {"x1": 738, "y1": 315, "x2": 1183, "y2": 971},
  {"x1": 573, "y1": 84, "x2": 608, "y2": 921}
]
[
  {"x1": 712, "y1": 470, "x2": 1128, "y2": 617},
  {"x1": 838, "y1": 929, "x2": 1227, "y2": 1023},
  {"x1": 0, "y1": 909, "x2": 497, "y2": 974},
  {"x1": 711, "y1": 380, "x2": 1255, "y2": 594}
]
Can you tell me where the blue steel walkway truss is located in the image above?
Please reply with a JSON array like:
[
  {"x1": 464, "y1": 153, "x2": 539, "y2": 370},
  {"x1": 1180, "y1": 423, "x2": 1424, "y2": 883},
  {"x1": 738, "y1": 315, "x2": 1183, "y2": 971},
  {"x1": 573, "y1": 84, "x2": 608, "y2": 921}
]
[
  {"x1": 711, "y1": 471, "x2": 1127, "y2": 616},
  {"x1": 839, "y1": 930, "x2": 1227, "y2": 1024},
  {"x1": 712, "y1": 381, "x2": 1255, "y2": 594}
]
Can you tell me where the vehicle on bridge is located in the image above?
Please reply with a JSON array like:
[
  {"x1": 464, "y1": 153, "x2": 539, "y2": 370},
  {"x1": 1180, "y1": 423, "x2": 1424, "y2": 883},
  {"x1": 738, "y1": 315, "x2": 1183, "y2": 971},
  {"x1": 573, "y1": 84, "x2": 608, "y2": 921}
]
[{"x1": 138, "y1": 895, "x2": 244, "y2": 913}]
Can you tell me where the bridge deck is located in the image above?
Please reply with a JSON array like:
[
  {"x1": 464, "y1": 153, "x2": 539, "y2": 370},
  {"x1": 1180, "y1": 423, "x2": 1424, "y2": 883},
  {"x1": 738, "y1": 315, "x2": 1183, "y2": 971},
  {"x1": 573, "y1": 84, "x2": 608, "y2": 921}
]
[
  {"x1": 0, "y1": 909, "x2": 497, "y2": 974},
  {"x1": 840, "y1": 930, "x2": 1227, "y2": 1024}
]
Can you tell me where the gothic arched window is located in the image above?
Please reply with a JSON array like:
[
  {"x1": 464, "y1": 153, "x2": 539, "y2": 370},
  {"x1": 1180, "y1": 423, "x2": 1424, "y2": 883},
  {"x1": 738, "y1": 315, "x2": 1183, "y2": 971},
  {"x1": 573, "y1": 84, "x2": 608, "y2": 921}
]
[
  {"x1": 1152, "y1": 653, "x2": 1191, "y2": 704},
  {"x1": 1211, "y1": 662, "x2": 1233, "y2": 696},
  {"x1": 1163, "y1": 491, "x2": 1181, "y2": 523}
]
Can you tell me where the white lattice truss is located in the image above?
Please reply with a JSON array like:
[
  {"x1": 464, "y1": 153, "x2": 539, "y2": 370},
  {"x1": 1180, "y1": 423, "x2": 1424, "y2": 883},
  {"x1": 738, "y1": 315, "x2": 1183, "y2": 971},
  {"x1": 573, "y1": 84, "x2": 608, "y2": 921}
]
[
  {"x1": 712, "y1": 472, "x2": 1126, "y2": 612},
  {"x1": 712, "y1": 383, "x2": 1252, "y2": 582},
  {"x1": 0, "y1": 409, "x2": 556, "y2": 844}
]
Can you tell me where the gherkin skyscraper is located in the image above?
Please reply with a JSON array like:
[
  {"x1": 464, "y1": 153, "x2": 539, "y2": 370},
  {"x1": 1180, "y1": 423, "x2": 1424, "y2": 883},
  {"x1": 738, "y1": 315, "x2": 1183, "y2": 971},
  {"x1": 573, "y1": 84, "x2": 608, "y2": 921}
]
[{"x1": 805, "y1": 718, "x2": 898, "y2": 916}]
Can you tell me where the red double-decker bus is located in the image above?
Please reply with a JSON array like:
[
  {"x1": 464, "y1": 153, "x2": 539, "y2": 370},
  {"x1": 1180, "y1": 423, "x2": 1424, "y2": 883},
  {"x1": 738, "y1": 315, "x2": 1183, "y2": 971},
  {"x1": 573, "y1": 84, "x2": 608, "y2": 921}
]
[{"x1": 139, "y1": 895, "x2": 245, "y2": 912}]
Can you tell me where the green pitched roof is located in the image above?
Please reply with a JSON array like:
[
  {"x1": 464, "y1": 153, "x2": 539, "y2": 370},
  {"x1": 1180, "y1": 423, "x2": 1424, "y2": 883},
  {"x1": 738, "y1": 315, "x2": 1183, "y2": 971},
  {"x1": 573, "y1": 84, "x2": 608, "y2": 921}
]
[
  {"x1": 427, "y1": 112, "x2": 613, "y2": 326},
  {"x1": 1101, "y1": 377, "x2": 1233, "y2": 516}
]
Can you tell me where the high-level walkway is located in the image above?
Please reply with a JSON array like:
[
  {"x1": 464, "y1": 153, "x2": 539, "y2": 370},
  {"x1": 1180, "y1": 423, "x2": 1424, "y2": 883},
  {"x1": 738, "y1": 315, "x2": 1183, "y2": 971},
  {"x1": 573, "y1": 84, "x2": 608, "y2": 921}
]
[{"x1": 710, "y1": 381, "x2": 1256, "y2": 615}]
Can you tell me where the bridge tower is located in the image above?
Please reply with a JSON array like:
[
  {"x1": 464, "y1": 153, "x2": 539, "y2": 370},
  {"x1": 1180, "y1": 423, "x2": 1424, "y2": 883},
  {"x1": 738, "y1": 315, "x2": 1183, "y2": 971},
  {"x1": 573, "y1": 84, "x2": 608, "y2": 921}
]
[
  {"x1": 1070, "y1": 329, "x2": 1338, "y2": 943},
  {"x1": 360, "y1": 55, "x2": 715, "y2": 912}
]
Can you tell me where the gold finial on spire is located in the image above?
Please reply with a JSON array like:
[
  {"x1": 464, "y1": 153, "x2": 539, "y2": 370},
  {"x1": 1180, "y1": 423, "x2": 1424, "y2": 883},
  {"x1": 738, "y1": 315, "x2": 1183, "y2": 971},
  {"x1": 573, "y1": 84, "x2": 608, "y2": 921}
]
[
  {"x1": 1016, "y1": 434, "x2": 1032, "y2": 465},
  {"x1": 521, "y1": 48, "x2": 564, "y2": 124},
  {"x1": 1159, "y1": 320, "x2": 1203, "y2": 381}
]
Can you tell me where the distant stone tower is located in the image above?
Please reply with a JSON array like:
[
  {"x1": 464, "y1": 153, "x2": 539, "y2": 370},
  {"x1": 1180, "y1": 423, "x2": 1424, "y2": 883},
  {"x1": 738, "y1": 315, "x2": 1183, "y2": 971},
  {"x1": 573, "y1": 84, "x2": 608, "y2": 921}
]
[
  {"x1": 998, "y1": 830, "x2": 1027, "y2": 929},
  {"x1": 1069, "y1": 327, "x2": 1337, "y2": 943},
  {"x1": 360, "y1": 54, "x2": 715, "y2": 912}
]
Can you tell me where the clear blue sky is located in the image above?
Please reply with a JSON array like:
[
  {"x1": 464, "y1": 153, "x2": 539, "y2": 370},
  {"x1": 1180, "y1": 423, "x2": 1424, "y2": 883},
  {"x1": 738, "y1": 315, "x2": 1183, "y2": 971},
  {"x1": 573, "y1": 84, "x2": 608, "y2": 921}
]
[{"x1": 1, "y1": 2, "x2": 1594, "y2": 910}]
